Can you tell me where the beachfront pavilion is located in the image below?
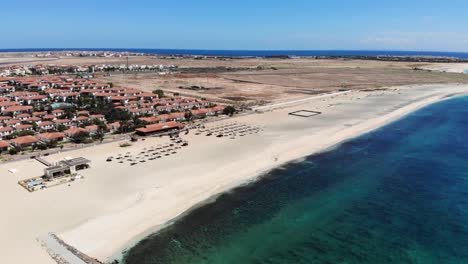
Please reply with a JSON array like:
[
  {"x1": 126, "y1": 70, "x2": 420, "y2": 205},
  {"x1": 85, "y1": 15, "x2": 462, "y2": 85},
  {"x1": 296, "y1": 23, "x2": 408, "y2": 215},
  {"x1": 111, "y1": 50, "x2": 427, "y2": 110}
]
[
  {"x1": 135, "y1": 121, "x2": 185, "y2": 136},
  {"x1": 44, "y1": 157, "x2": 91, "y2": 178},
  {"x1": 44, "y1": 165, "x2": 71, "y2": 178}
]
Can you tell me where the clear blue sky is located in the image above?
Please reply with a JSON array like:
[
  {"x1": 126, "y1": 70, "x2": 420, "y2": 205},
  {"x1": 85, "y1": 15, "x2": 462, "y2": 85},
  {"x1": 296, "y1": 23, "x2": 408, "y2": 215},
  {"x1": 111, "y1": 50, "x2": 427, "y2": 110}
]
[{"x1": 2, "y1": 0, "x2": 468, "y2": 51}]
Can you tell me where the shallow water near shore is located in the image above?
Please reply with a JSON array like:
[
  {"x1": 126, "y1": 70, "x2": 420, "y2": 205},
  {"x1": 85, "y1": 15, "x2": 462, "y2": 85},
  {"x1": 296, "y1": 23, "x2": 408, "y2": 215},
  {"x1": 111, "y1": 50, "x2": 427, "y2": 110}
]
[{"x1": 123, "y1": 96, "x2": 468, "y2": 264}]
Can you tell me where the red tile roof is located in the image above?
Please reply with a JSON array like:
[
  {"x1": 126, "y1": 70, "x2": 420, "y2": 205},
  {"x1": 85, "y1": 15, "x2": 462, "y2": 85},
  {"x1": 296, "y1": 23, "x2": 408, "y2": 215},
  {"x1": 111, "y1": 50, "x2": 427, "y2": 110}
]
[
  {"x1": 64, "y1": 127, "x2": 89, "y2": 136},
  {"x1": 77, "y1": 110, "x2": 90, "y2": 116},
  {"x1": 0, "y1": 140, "x2": 10, "y2": 148},
  {"x1": 36, "y1": 132, "x2": 65, "y2": 140},
  {"x1": 26, "y1": 117, "x2": 42, "y2": 122},
  {"x1": 75, "y1": 116, "x2": 89, "y2": 121},
  {"x1": 16, "y1": 124, "x2": 33, "y2": 130},
  {"x1": 136, "y1": 121, "x2": 185, "y2": 134},
  {"x1": 6, "y1": 119, "x2": 21, "y2": 125},
  {"x1": 38, "y1": 121, "x2": 54, "y2": 126},
  {"x1": 42, "y1": 114, "x2": 56, "y2": 120},
  {"x1": 32, "y1": 111, "x2": 47, "y2": 116},
  {"x1": 53, "y1": 119, "x2": 71, "y2": 124},
  {"x1": 85, "y1": 125, "x2": 99, "y2": 131},
  {"x1": 0, "y1": 101, "x2": 20, "y2": 107},
  {"x1": 0, "y1": 126, "x2": 13, "y2": 132},
  {"x1": 10, "y1": 135, "x2": 39, "y2": 146},
  {"x1": 3, "y1": 106, "x2": 33, "y2": 112}
]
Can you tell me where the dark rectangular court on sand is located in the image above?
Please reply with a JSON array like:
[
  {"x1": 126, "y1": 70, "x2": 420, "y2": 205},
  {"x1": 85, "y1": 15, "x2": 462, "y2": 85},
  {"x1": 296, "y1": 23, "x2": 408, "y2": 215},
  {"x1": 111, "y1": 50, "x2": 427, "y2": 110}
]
[{"x1": 288, "y1": 110, "x2": 322, "y2": 117}]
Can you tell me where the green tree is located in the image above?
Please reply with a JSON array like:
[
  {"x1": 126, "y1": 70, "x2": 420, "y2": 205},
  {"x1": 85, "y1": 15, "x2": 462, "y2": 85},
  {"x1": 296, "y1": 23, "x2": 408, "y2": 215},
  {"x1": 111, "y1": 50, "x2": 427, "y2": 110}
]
[
  {"x1": 17, "y1": 130, "x2": 35, "y2": 137},
  {"x1": 57, "y1": 124, "x2": 67, "y2": 132},
  {"x1": 63, "y1": 106, "x2": 76, "y2": 119},
  {"x1": 184, "y1": 111, "x2": 193, "y2": 122},
  {"x1": 223, "y1": 106, "x2": 236, "y2": 116},
  {"x1": 47, "y1": 141, "x2": 58, "y2": 149},
  {"x1": 70, "y1": 131, "x2": 90, "y2": 144},
  {"x1": 9, "y1": 148, "x2": 18, "y2": 155},
  {"x1": 152, "y1": 89, "x2": 165, "y2": 98},
  {"x1": 37, "y1": 144, "x2": 48, "y2": 150}
]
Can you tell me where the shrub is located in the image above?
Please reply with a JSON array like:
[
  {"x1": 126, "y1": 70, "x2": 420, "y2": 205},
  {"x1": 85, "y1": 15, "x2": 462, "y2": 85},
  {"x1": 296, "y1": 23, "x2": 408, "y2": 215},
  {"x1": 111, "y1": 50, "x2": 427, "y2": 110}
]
[
  {"x1": 9, "y1": 148, "x2": 18, "y2": 155},
  {"x1": 70, "y1": 131, "x2": 90, "y2": 144},
  {"x1": 223, "y1": 106, "x2": 236, "y2": 116},
  {"x1": 152, "y1": 89, "x2": 165, "y2": 98},
  {"x1": 37, "y1": 144, "x2": 48, "y2": 150}
]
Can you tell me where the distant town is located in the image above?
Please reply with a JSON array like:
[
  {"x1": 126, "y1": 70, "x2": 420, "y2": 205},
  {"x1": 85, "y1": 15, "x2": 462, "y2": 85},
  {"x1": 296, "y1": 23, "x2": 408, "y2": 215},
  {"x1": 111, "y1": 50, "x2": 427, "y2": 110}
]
[{"x1": 0, "y1": 62, "x2": 178, "y2": 77}]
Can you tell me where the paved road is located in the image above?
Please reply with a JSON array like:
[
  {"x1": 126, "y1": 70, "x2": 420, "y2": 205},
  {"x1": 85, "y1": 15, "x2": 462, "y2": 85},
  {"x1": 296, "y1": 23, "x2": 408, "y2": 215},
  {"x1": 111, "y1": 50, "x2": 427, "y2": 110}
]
[{"x1": 39, "y1": 233, "x2": 88, "y2": 264}]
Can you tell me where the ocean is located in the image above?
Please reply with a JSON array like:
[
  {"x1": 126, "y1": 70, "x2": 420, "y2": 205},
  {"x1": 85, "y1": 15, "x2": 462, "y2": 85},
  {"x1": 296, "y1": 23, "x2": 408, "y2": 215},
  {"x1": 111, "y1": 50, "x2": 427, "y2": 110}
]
[
  {"x1": 122, "y1": 96, "x2": 468, "y2": 264},
  {"x1": 1, "y1": 48, "x2": 468, "y2": 59}
]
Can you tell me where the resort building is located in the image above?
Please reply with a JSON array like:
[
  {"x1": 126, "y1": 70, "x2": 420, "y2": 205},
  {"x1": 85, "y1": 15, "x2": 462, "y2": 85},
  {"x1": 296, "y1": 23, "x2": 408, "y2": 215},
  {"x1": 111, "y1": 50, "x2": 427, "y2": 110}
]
[
  {"x1": 0, "y1": 140, "x2": 10, "y2": 151},
  {"x1": 0, "y1": 75, "x2": 231, "y2": 154},
  {"x1": 15, "y1": 124, "x2": 34, "y2": 132},
  {"x1": 36, "y1": 132, "x2": 65, "y2": 143},
  {"x1": 135, "y1": 121, "x2": 185, "y2": 136},
  {"x1": 10, "y1": 135, "x2": 39, "y2": 149},
  {"x1": 0, "y1": 126, "x2": 14, "y2": 139},
  {"x1": 2, "y1": 105, "x2": 33, "y2": 116},
  {"x1": 37, "y1": 121, "x2": 55, "y2": 131},
  {"x1": 64, "y1": 127, "x2": 89, "y2": 137}
]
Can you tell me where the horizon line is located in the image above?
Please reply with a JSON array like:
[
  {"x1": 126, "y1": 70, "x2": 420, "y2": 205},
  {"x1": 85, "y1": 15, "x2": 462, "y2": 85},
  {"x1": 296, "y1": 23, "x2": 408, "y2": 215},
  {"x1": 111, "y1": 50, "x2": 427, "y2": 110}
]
[{"x1": 0, "y1": 48, "x2": 468, "y2": 54}]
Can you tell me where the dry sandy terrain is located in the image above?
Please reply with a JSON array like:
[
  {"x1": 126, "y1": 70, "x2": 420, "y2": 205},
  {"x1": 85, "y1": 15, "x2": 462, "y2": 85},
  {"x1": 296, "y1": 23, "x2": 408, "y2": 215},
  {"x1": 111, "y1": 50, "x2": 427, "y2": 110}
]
[
  {"x1": 0, "y1": 53, "x2": 59, "y2": 65},
  {"x1": 421, "y1": 62, "x2": 468, "y2": 73},
  {"x1": 1, "y1": 83, "x2": 468, "y2": 263},
  {"x1": 96, "y1": 59, "x2": 468, "y2": 105},
  {"x1": 3, "y1": 52, "x2": 468, "y2": 105}
]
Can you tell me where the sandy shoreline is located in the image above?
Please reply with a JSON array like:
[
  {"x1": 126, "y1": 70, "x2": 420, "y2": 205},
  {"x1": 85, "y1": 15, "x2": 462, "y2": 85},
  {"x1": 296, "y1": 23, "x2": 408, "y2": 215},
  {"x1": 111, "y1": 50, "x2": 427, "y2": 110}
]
[
  {"x1": 116, "y1": 95, "x2": 461, "y2": 261},
  {"x1": 1, "y1": 83, "x2": 468, "y2": 264},
  {"x1": 109, "y1": 87, "x2": 467, "y2": 262}
]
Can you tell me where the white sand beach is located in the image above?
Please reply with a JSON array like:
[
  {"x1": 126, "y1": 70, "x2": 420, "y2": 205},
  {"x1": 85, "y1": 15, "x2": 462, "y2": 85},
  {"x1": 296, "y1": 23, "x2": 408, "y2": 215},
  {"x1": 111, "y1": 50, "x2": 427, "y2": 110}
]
[{"x1": 1, "y1": 83, "x2": 468, "y2": 263}]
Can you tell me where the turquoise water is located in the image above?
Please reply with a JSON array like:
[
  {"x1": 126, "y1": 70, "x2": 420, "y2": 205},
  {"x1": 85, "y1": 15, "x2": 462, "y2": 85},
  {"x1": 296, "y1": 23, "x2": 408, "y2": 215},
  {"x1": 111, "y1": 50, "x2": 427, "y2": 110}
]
[
  {"x1": 464, "y1": 69, "x2": 468, "y2": 74},
  {"x1": 123, "y1": 96, "x2": 468, "y2": 264}
]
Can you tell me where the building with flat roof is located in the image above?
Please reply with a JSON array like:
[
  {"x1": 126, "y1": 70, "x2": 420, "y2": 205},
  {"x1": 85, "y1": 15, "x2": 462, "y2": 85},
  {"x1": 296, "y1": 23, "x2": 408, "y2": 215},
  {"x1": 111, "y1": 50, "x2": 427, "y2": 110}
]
[{"x1": 43, "y1": 157, "x2": 91, "y2": 178}]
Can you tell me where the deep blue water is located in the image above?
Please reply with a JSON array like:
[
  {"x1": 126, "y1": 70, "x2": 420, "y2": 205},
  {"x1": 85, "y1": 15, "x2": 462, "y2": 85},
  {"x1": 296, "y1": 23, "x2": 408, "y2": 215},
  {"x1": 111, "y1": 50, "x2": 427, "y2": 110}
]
[
  {"x1": 123, "y1": 96, "x2": 468, "y2": 264},
  {"x1": 1, "y1": 48, "x2": 468, "y2": 59}
]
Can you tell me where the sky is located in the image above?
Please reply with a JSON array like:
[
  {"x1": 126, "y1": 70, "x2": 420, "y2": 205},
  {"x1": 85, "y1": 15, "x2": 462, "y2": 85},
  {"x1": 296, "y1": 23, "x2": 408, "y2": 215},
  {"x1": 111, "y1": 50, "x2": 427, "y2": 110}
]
[{"x1": 2, "y1": 0, "x2": 468, "y2": 51}]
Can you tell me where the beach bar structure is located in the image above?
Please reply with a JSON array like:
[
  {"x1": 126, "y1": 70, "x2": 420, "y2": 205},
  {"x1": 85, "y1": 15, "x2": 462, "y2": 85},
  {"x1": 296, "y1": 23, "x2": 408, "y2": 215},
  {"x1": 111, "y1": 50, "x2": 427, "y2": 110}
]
[
  {"x1": 135, "y1": 121, "x2": 185, "y2": 136},
  {"x1": 44, "y1": 157, "x2": 91, "y2": 178}
]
